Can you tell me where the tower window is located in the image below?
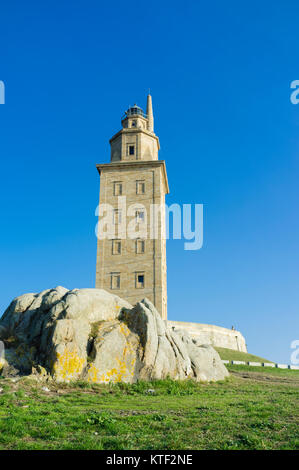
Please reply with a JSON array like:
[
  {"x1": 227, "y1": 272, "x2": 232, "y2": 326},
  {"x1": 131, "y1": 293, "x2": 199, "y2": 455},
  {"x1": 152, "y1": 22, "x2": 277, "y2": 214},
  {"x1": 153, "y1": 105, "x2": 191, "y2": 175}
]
[
  {"x1": 113, "y1": 182, "x2": 122, "y2": 196},
  {"x1": 136, "y1": 180, "x2": 145, "y2": 194},
  {"x1": 112, "y1": 239, "x2": 121, "y2": 255},
  {"x1": 136, "y1": 239, "x2": 145, "y2": 254},
  {"x1": 113, "y1": 209, "x2": 122, "y2": 224},
  {"x1": 129, "y1": 145, "x2": 135, "y2": 155},
  {"x1": 111, "y1": 273, "x2": 120, "y2": 289},
  {"x1": 135, "y1": 210, "x2": 145, "y2": 223},
  {"x1": 136, "y1": 272, "x2": 145, "y2": 288},
  {"x1": 131, "y1": 121, "x2": 136, "y2": 127}
]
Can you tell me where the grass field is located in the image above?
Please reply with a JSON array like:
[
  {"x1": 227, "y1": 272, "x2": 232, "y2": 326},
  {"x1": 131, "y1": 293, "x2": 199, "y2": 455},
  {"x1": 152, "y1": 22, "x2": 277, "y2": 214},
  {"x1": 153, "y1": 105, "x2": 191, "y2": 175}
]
[
  {"x1": 215, "y1": 347, "x2": 273, "y2": 363},
  {"x1": 0, "y1": 365, "x2": 298, "y2": 450}
]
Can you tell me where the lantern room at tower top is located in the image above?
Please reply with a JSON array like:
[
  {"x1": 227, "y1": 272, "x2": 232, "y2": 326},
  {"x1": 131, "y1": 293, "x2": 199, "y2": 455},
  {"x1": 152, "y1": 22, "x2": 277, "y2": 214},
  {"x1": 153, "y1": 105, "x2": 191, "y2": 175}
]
[
  {"x1": 109, "y1": 94, "x2": 159, "y2": 162},
  {"x1": 122, "y1": 104, "x2": 147, "y2": 120}
]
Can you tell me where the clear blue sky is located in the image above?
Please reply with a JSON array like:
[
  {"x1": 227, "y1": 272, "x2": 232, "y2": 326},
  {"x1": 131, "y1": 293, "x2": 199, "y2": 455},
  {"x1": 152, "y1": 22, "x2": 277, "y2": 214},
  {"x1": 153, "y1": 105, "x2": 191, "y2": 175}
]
[{"x1": 0, "y1": 0, "x2": 298, "y2": 363}]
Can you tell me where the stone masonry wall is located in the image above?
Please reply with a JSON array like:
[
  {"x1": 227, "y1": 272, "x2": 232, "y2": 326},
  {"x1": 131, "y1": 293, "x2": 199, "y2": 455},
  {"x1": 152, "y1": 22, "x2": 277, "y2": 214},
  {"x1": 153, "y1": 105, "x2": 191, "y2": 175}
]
[
  {"x1": 96, "y1": 162, "x2": 168, "y2": 320},
  {"x1": 168, "y1": 321, "x2": 247, "y2": 352}
]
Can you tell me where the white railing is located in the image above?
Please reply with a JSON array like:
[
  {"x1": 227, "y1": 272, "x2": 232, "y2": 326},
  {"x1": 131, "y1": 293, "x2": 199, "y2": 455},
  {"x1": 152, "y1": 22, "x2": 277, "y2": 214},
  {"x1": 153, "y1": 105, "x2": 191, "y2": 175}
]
[{"x1": 223, "y1": 359, "x2": 299, "y2": 370}]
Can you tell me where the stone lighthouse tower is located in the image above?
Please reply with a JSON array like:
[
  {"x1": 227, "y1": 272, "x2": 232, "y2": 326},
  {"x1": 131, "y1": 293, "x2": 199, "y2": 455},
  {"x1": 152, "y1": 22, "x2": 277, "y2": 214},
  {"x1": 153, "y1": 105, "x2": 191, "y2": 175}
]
[{"x1": 95, "y1": 94, "x2": 169, "y2": 320}]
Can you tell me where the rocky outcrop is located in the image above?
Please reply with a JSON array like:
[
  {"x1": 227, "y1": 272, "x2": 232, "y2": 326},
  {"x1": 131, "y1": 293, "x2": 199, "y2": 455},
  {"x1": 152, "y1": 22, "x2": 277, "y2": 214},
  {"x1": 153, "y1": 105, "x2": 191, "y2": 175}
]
[{"x1": 0, "y1": 287, "x2": 229, "y2": 383}]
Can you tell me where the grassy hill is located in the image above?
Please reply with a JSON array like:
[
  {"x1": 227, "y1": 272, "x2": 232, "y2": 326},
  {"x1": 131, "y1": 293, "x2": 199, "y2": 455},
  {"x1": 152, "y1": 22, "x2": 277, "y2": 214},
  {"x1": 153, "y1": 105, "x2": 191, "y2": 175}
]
[
  {"x1": 0, "y1": 365, "x2": 298, "y2": 450},
  {"x1": 215, "y1": 347, "x2": 274, "y2": 363}
]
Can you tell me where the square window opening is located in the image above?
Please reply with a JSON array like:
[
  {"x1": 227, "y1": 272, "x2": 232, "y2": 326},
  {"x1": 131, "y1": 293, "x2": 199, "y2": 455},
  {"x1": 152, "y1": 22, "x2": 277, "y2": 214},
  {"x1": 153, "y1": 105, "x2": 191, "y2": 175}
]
[
  {"x1": 136, "y1": 272, "x2": 145, "y2": 288},
  {"x1": 136, "y1": 239, "x2": 145, "y2": 254},
  {"x1": 111, "y1": 273, "x2": 120, "y2": 290},
  {"x1": 135, "y1": 210, "x2": 145, "y2": 223},
  {"x1": 136, "y1": 180, "x2": 145, "y2": 194},
  {"x1": 112, "y1": 240, "x2": 121, "y2": 255},
  {"x1": 114, "y1": 182, "x2": 122, "y2": 196},
  {"x1": 113, "y1": 209, "x2": 122, "y2": 224}
]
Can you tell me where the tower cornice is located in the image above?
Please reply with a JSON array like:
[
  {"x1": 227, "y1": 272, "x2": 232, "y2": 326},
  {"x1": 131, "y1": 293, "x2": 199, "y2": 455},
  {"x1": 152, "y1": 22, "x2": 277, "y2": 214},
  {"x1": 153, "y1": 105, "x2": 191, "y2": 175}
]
[
  {"x1": 109, "y1": 128, "x2": 160, "y2": 150},
  {"x1": 96, "y1": 160, "x2": 169, "y2": 194}
]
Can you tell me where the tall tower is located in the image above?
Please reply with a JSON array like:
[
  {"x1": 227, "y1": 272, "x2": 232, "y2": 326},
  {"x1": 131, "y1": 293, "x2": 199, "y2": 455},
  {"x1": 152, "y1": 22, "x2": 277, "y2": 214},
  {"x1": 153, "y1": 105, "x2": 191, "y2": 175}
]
[{"x1": 95, "y1": 94, "x2": 169, "y2": 320}]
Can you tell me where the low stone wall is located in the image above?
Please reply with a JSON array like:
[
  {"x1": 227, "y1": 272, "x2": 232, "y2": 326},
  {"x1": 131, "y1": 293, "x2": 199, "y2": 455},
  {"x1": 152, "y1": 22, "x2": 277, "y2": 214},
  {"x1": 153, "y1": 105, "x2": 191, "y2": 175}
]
[{"x1": 168, "y1": 321, "x2": 247, "y2": 353}]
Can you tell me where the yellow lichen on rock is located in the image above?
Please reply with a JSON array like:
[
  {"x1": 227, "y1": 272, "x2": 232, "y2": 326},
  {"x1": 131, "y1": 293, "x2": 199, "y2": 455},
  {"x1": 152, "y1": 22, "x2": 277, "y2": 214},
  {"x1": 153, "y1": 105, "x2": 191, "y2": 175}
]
[
  {"x1": 86, "y1": 322, "x2": 138, "y2": 384},
  {"x1": 87, "y1": 357, "x2": 133, "y2": 384},
  {"x1": 87, "y1": 346, "x2": 136, "y2": 384},
  {"x1": 52, "y1": 348, "x2": 85, "y2": 382},
  {"x1": 0, "y1": 357, "x2": 5, "y2": 373},
  {"x1": 87, "y1": 363, "x2": 100, "y2": 383}
]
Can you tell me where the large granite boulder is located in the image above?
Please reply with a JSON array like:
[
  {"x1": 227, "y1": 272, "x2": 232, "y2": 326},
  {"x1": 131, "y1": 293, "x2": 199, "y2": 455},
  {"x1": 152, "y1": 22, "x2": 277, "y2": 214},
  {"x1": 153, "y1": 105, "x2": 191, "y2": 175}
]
[{"x1": 0, "y1": 287, "x2": 229, "y2": 383}]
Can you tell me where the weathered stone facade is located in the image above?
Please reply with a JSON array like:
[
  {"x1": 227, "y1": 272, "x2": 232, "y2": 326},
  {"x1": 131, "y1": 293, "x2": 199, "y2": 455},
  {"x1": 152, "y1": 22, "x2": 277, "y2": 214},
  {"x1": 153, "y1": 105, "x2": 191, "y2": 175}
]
[{"x1": 95, "y1": 96, "x2": 169, "y2": 320}]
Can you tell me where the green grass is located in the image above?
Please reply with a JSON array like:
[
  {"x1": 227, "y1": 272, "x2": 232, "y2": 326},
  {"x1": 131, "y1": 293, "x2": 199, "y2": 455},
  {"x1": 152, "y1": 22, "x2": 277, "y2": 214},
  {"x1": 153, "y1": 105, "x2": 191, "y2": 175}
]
[
  {"x1": 0, "y1": 366, "x2": 298, "y2": 450},
  {"x1": 215, "y1": 347, "x2": 273, "y2": 363}
]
